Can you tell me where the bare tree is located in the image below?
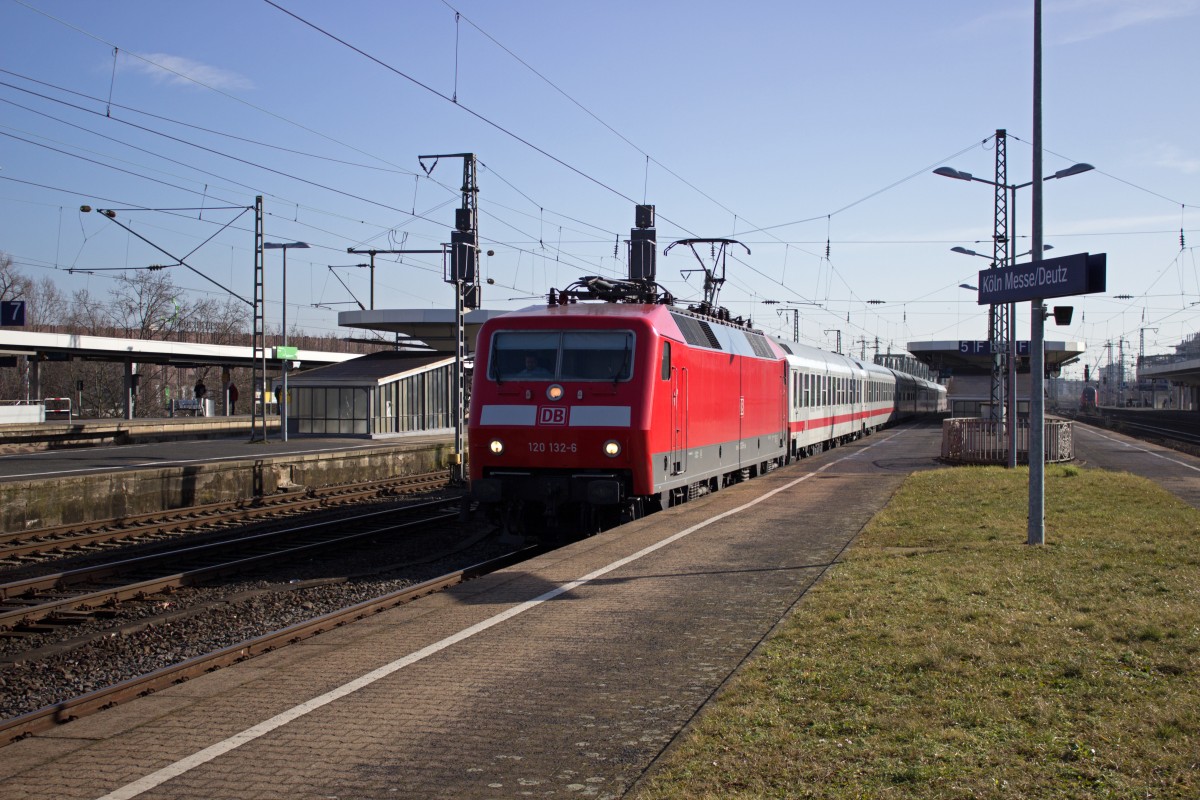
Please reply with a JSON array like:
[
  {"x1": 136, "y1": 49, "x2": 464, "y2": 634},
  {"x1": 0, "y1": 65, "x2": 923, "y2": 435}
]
[
  {"x1": 108, "y1": 270, "x2": 185, "y2": 340},
  {"x1": 0, "y1": 252, "x2": 32, "y2": 302},
  {"x1": 66, "y1": 288, "x2": 110, "y2": 335}
]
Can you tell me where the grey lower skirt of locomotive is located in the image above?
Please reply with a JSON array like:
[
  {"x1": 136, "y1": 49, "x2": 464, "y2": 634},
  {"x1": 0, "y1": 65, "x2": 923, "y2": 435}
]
[{"x1": 473, "y1": 467, "x2": 643, "y2": 539}]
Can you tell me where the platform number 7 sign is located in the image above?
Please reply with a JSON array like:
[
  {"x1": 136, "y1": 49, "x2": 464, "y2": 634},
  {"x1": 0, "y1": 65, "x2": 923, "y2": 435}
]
[{"x1": 1, "y1": 300, "x2": 25, "y2": 326}]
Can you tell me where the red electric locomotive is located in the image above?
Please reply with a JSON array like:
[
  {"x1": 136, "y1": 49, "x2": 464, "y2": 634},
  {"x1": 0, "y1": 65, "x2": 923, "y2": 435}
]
[{"x1": 468, "y1": 283, "x2": 789, "y2": 533}]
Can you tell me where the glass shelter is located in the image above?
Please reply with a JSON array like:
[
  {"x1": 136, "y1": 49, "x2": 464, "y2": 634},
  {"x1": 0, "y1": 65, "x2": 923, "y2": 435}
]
[{"x1": 284, "y1": 352, "x2": 456, "y2": 438}]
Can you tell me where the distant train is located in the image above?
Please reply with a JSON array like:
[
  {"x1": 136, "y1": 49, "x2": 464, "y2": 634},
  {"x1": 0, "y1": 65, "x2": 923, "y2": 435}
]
[
  {"x1": 468, "y1": 274, "x2": 946, "y2": 536},
  {"x1": 1080, "y1": 384, "x2": 1099, "y2": 412}
]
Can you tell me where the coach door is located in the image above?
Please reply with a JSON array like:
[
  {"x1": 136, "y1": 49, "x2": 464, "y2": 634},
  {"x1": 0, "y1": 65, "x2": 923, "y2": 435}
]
[{"x1": 670, "y1": 365, "x2": 688, "y2": 475}]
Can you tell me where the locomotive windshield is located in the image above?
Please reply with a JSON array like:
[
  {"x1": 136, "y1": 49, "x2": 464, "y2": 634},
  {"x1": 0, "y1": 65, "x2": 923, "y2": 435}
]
[{"x1": 490, "y1": 330, "x2": 634, "y2": 382}]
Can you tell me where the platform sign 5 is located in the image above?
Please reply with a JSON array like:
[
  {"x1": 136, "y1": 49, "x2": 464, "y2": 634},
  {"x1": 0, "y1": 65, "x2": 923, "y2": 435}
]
[
  {"x1": 958, "y1": 340, "x2": 1031, "y2": 356},
  {"x1": 538, "y1": 406, "x2": 567, "y2": 425},
  {"x1": 1, "y1": 300, "x2": 25, "y2": 326}
]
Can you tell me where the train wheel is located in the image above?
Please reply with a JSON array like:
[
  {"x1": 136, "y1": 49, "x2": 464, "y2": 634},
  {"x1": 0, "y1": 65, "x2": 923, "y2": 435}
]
[{"x1": 622, "y1": 493, "x2": 661, "y2": 524}]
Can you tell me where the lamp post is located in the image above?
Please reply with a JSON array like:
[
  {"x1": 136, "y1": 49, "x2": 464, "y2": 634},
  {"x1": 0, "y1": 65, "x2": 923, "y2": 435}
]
[
  {"x1": 936, "y1": 162, "x2": 1091, "y2": 468},
  {"x1": 263, "y1": 241, "x2": 309, "y2": 442}
]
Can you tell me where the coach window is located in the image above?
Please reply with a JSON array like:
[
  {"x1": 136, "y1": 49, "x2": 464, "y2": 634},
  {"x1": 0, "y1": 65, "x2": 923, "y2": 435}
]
[{"x1": 661, "y1": 341, "x2": 671, "y2": 380}]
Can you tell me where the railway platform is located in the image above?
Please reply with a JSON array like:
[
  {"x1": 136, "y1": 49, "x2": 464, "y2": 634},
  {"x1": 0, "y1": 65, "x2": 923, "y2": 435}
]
[
  {"x1": 0, "y1": 422, "x2": 945, "y2": 799},
  {"x1": 0, "y1": 413, "x2": 273, "y2": 455},
  {"x1": 0, "y1": 427, "x2": 457, "y2": 535}
]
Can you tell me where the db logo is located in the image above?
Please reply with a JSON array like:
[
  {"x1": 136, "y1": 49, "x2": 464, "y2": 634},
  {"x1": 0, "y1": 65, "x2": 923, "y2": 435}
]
[{"x1": 538, "y1": 406, "x2": 567, "y2": 425}]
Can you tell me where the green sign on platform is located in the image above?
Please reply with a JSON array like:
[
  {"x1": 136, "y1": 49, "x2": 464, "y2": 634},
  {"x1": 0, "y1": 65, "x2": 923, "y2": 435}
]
[{"x1": 275, "y1": 346, "x2": 298, "y2": 360}]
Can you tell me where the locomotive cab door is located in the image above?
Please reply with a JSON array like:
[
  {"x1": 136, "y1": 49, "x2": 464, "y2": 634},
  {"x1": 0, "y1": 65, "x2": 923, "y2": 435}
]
[{"x1": 670, "y1": 365, "x2": 687, "y2": 476}]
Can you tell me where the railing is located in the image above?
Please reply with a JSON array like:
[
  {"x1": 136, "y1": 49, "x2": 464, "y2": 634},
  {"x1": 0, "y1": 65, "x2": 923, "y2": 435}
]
[
  {"x1": 43, "y1": 397, "x2": 72, "y2": 420},
  {"x1": 941, "y1": 417, "x2": 1074, "y2": 465}
]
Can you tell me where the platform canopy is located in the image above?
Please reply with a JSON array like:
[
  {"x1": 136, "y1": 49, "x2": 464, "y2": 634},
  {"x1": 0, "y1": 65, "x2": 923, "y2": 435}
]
[
  {"x1": 1138, "y1": 354, "x2": 1200, "y2": 386},
  {"x1": 0, "y1": 330, "x2": 357, "y2": 369},
  {"x1": 338, "y1": 308, "x2": 511, "y2": 355},
  {"x1": 907, "y1": 339, "x2": 1086, "y2": 377}
]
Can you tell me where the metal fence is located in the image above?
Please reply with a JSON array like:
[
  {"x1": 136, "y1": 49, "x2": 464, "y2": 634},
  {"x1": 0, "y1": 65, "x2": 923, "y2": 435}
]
[{"x1": 941, "y1": 417, "x2": 1074, "y2": 465}]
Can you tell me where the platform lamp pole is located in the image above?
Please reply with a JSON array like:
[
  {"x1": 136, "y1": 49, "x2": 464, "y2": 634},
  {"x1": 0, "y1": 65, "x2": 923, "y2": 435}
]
[
  {"x1": 1030, "y1": 0, "x2": 1046, "y2": 545},
  {"x1": 263, "y1": 242, "x2": 309, "y2": 443}
]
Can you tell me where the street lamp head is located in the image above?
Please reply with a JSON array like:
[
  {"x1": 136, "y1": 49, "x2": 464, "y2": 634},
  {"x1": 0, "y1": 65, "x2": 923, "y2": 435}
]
[
  {"x1": 959, "y1": 283, "x2": 978, "y2": 291},
  {"x1": 933, "y1": 166, "x2": 974, "y2": 181},
  {"x1": 263, "y1": 241, "x2": 310, "y2": 250},
  {"x1": 1052, "y1": 163, "x2": 1094, "y2": 180},
  {"x1": 951, "y1": 246, "x2": 987, "y2": 259}
]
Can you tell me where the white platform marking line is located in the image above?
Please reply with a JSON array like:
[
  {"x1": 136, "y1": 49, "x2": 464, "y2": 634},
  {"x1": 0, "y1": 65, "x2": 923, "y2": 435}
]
[
  {"x1": 1079, "y1": 427, "x2": 1200, "y2": 473},
  {"x1": 94, "y1": 433, "x2": 900, "y2": 800}
]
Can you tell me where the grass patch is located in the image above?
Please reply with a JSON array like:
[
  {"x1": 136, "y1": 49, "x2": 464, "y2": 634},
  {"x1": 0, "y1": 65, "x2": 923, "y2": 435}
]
[{"x1": 636, "y1": 467, "x2": 1200, "y2": 799}]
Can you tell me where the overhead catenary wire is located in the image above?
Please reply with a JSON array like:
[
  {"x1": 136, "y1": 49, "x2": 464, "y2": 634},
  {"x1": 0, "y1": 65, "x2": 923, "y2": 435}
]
[{"x1": 0, "y1": 67, "x2": 419, "y2": 175}]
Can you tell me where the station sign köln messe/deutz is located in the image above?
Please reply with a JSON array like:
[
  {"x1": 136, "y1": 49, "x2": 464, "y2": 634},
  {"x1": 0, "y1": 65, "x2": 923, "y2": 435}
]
[{"x1": 976, "y1": 252, "x2": 1106, "y2": 306}]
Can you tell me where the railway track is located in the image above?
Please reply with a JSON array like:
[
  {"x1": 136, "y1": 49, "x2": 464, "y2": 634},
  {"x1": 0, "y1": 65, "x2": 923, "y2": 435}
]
[
  {"x1": 0, "y1": 545, "x2": 536, "y2": 745},
  {"x1": 0, "y1": 495, "x2": 464, "y2": 633},
  {"x1": 1066, "y1": 409, "x2": 1200, "y2": 455},
  {"x1": 0, "y1": 470, "x2": 451, "y2": 564}
]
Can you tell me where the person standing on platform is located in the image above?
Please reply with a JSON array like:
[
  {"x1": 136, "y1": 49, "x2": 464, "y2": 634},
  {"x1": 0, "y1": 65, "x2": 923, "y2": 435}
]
[
  {"x1": 227, "y1": 382, "x2": 238, "y2": 415},
  {"x1": 193, "y1": 379, "x2": 207, "y2": 415}
]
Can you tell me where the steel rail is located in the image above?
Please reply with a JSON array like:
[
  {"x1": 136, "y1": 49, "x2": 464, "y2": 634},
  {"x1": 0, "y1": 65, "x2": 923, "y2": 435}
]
[
  {"x1": 0, "y1": 497, "x2": 461, "y2": 630},
  {"x1": 0, "y1": 471, "x2": 450, "y2": 561}
]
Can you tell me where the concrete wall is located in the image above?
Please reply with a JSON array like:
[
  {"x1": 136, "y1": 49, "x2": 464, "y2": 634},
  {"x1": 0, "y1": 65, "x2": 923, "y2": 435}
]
[
  {"x1": 0, "y1": 441, "x2": 455, "y2": 533},
  {"x1": 0, "y1": 404, "x2": 44, "y2": 425}
]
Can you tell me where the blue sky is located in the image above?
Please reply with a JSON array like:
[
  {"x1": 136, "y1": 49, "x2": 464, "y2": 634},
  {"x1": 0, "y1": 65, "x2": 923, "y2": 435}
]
[{"x1": 1, "y1": 0, "x2": 1197, "y2": 377}]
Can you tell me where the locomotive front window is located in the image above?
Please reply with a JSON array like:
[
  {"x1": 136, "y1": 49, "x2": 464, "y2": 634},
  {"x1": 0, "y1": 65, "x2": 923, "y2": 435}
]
[
  {"x1": 490, "y1": 331, "x2": 559, "y2": 381},
  {"x1": 560, "y1": 331, "x2": 633, "y2": 381},
  {"x1": 490, "y1": 330, "x2": 634, "y2": 382}
]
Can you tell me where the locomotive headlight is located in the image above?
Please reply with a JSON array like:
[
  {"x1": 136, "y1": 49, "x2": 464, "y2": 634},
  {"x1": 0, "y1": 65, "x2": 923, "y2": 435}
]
[
  {"x1": 603, "y1": 439, "x2": 621, "y2": 457},
  {"x1": 489, "y1": 439, "x2": 504, "y2": 455},
  {"x1": 546, "y1": 384, "x2": 564, "y2": 401}
]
